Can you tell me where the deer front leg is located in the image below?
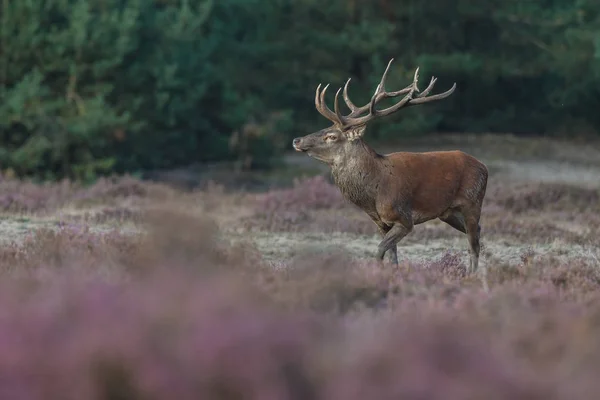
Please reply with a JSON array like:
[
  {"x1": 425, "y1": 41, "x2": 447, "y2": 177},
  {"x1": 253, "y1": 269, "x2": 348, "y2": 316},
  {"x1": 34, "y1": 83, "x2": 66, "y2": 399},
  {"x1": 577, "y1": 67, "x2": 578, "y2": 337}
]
[
  {"x1": 377, "y1": 226, "x2": 398, "y2": 265},
  {"x1": 369, "y1": 215, "x2": 398, "y2": 265},
  {"x1": 376, "y1": 222, "x2": 412, "y2": 266},
  {"x1": 387, "y1": 243, "x2": 399, "y2": 265}
]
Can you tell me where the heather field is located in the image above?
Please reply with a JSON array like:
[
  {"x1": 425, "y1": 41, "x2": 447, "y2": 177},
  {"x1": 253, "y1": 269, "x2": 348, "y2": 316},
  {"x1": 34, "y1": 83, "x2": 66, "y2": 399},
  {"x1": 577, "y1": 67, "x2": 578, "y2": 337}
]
[{"x1": 1, "y1": 134, "x2": 600, "y2": 399}]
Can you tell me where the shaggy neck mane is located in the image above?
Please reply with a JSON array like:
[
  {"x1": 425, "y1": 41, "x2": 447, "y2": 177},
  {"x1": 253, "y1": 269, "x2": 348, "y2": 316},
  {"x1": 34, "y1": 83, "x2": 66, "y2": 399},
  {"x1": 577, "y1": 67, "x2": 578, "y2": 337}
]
[{"x1": 330, "y1": 140, "x2": 383, "y2": 209}]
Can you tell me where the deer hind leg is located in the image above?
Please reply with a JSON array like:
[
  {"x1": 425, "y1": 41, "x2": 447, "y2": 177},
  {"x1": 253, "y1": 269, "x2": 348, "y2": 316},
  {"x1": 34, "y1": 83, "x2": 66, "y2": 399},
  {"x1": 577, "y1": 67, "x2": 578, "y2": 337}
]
[
  {"x1": 439, "y1": 211, "x2": 467, "y2": 234},
  {"x1": 466, "y1": 213, "x2": 488, "y2": 291},
  {"x1": 441, "y1": 209, "x2": 481, "y2": 275},
  {"x1": 463, "y1": 212, "x2": 481, "y2": 275}
]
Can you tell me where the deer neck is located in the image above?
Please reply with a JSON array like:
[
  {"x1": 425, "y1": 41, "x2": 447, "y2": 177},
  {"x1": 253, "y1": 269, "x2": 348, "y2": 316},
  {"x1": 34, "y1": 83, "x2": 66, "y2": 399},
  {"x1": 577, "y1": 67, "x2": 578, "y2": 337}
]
[{"x1": 330, "y1": 140, "x2": 382, "y2": 209}]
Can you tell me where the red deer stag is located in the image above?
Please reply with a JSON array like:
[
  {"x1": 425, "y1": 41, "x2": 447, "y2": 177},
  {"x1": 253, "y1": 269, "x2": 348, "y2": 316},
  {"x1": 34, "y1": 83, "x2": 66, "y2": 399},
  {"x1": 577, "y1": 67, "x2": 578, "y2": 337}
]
[{"x1": 292, "y1": 59, "x2": 488, "y2": 276}]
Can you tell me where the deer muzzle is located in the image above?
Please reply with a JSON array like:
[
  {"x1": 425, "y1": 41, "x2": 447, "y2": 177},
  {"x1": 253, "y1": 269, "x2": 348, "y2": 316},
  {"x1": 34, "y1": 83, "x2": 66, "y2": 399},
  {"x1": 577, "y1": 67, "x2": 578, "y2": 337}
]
[{"x1": 292, "y1": 137, "x2": 307, "y2": 152}]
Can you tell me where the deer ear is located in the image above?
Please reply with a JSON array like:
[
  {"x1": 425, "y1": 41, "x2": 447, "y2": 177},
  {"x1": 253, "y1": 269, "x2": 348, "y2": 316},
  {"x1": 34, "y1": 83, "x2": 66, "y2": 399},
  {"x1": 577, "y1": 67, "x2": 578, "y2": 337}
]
[{"x1": 345, "y1": 125, "x2": 365, "y2": 141}]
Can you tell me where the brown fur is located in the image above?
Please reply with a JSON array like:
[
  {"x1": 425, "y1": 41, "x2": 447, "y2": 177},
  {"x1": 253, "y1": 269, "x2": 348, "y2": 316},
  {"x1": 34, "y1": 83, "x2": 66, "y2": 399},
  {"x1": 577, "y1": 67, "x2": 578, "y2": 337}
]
[{"x1": 292, "y1": 60, "x2": 489, "y2": 276}]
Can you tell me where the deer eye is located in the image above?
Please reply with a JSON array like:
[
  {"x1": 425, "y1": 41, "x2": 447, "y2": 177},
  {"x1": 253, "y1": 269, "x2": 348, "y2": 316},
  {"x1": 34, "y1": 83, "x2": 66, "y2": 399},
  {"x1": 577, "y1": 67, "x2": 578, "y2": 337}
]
[{"x1": 324, "y1": 134, "x2": 338, "y2": 141}]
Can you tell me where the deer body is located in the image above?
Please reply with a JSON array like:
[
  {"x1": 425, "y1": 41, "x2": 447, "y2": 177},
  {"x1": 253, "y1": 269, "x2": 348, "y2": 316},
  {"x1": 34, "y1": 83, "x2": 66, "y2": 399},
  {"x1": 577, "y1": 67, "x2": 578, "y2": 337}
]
[{"x1": 293, "y1": 58, "x2": 488, "y2": 275}]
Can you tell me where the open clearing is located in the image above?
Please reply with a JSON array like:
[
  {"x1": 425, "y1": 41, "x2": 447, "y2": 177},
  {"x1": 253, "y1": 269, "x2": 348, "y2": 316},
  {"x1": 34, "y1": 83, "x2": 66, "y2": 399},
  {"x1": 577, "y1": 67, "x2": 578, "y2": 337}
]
[{"x1": 2, "y1": 133, "x2": 600, "y2": 273}]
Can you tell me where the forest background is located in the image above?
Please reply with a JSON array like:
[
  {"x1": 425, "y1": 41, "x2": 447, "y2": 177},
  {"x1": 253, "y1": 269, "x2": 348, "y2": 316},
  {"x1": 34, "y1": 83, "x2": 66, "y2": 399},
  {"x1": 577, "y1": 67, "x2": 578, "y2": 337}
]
[{"x1": 1, "y1": 0, "x2": 599, "y2": 181}]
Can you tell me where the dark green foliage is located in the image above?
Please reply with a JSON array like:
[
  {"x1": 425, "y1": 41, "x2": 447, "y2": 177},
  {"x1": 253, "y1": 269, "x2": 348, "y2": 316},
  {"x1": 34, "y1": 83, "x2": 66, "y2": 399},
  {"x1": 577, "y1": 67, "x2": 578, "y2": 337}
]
[
  {"x1": 0, "y1": 0, "x2": 137, "y2": 181},
  {"x1": 1, "y1": 0, "x2": 599, "y2": 180}
]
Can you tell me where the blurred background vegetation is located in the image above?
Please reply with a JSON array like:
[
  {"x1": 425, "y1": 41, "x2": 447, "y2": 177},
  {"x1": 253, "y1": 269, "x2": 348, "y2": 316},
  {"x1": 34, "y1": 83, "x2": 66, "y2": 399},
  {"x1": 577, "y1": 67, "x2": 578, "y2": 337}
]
[{"x1": 1, "y1": 0, "x2": 599, "y2": 181}]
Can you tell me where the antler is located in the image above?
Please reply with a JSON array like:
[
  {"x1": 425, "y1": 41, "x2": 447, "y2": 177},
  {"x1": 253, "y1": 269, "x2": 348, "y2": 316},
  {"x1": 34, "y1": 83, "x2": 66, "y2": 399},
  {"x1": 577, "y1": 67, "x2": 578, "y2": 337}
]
[{"x1": 314, "y1": 58, "x2": 457, "y2": 129}]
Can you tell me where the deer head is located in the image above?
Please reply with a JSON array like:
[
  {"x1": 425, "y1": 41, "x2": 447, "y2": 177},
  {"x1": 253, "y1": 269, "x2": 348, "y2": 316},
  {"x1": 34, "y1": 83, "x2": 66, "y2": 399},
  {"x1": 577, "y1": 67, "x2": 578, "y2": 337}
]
[{"x1": 292, "y1": 58, "x2": 456, "y2": 164}]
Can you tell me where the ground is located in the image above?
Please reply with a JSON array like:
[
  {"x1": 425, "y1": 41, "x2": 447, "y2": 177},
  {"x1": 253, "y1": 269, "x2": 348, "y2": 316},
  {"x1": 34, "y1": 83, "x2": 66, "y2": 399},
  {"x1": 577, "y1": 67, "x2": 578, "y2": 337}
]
[{"x1": 2, "y1": 133, "x2": 599, "y2": 273}]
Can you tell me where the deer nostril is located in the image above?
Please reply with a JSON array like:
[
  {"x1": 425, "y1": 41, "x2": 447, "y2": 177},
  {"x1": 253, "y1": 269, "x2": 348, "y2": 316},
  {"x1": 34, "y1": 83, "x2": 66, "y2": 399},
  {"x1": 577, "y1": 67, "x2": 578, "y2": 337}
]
[{"x1": 292, "y1": 138, "x2": 301, "y2": 146}]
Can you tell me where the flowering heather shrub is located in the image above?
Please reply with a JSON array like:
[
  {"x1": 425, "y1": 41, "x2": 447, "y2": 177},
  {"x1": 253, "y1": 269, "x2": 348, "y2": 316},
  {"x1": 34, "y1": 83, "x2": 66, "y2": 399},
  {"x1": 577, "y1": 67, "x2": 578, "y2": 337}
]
[
  {"x1": 3, "y1": 205, "x2": 600, "y2": 398},
  {"x1": 482, "y1": 216, "x2": 586, "y2": 243},
  {"x1": 73, "y1": 175, "x2": 174, "y2": 205},
  {"x1": 273, "y1": 250, "x2": 502, "y2": 315},
  {"x1": 488, "y1": 182, "x2": 600, "y2": 213},
  {"x1": 0, "y1": 256, "x2": 597, "y2": 399},
  {"x1": 247, "y1": 175, "x2": 366, "y2": 232},
  {"x1": 0, "y1": 272, "x2": 321, "y2": 400},
  {"x1": 0, "y1": 174, "x2": 173, "y2": 213},
  {"x1": 246, "y1": 207, "x2": 377, "y2": 234},
  {"x1": 132, "y1": 206, "x2": 266, "y2": 274},
  {"x1": 65, "y1": 206, "x2": 143, "y2": 224},
  {"x1": 245, "y1": 209, "x2": 312, "y2": 232},
  {"x1": 0, "y1": 206, "x2": 266, "y2": 277},
  {"x1": 255, "y1": 175, "x2": 347, "y2": 214},
  {"x1": 0, "y1": 177, "x2": 76, "y2": 213},
  {"x1": 272, "y1": 248, "x2": 600, "y2": 318},
  {"x1": 0, "y1": 223, "x2": 138, "y2": 273},
  {"x1": 323, "y1": 316, "x2": 552, "y2": 400},
  {"x1": 273, "y1": 252, "x2": 393, "y2": 313},
  {"x1": 540, "y1": 257, "x2": 600, "y2": 294},
  {"x1": 427, "y1": 250, "x2": 467, "y2": 278},
  {"x1": 3, "y1": 267, "x2": 600, "y2": 399}
]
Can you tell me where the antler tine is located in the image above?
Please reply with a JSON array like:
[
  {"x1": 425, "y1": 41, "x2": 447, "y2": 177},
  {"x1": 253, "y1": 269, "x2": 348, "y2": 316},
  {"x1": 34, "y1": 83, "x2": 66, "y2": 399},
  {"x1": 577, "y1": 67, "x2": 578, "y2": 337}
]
[
  {"x1": 314, "y1": 58, "x2": 456, "y2": 129},
  {"x1": 334, "y1": 87, "x2": 346, "y2": 124},
  {"x1": 368, "y1": 83, "x2": 382, "y2": 116},
  {"x1": 314, "y1": 83, "x2": 322, "y2": 109},
  {"x1": 413, "y1": 67, "x2": 420, "y2": 91},
  {"x1": 319, "y1": 84, "x2": 328, "y2": 103},
  {"x1": 366, "y1": 60, "x2": 417, "y2": 118},
  {"x1": 385, "y1": 85, "x2": 417, "y2": 97},
  {"x1": 366, "y1": 66, "x2": 419, "y2": 118},
  {"x1": 415, "y1": 77, "x2": 437, "y2": 98},
  {"x1": 319, "y1": 84, "x2": 330, "y2": 114},
  {"x1": 380, "y1": 66, "x2": 420, "y2": 98},
  {"x1": 343, "y1": 77, "x2": 393, "y2": 118},
  {"x1": 343, "y1": 59, "x2": 419, "y2": 119},
  {"x1": 344, "y1": 84, "x2": 414, "y2": 118},
  {"x1": 408, "y1": 82, "x2": 457, "y2": 105},
  {"x1": 366, "y1": 58, "x2": 395, "y2": 115},
  {"x1": 314, "y1": 83, "x2": 342, "y2": 124},
  {"x1": 342, "y1": 66, "x2": 419, "y2": 127},
  {"x1": 342, "y1": 78, "x2": 359, "y2": 112},
  {"x1": 378, "y1": 58, "x2": 395, "y2": 92}
]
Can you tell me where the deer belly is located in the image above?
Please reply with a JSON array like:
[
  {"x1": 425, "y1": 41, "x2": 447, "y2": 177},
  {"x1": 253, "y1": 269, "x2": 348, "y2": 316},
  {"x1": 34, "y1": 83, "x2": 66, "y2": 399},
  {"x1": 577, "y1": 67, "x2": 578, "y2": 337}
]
[
  {"x1": 413, "y1": 204, "x2": 452, "y2": 224},
  {"x1": 412, "y1": 211, "x2": 438, "y2": 225}
]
